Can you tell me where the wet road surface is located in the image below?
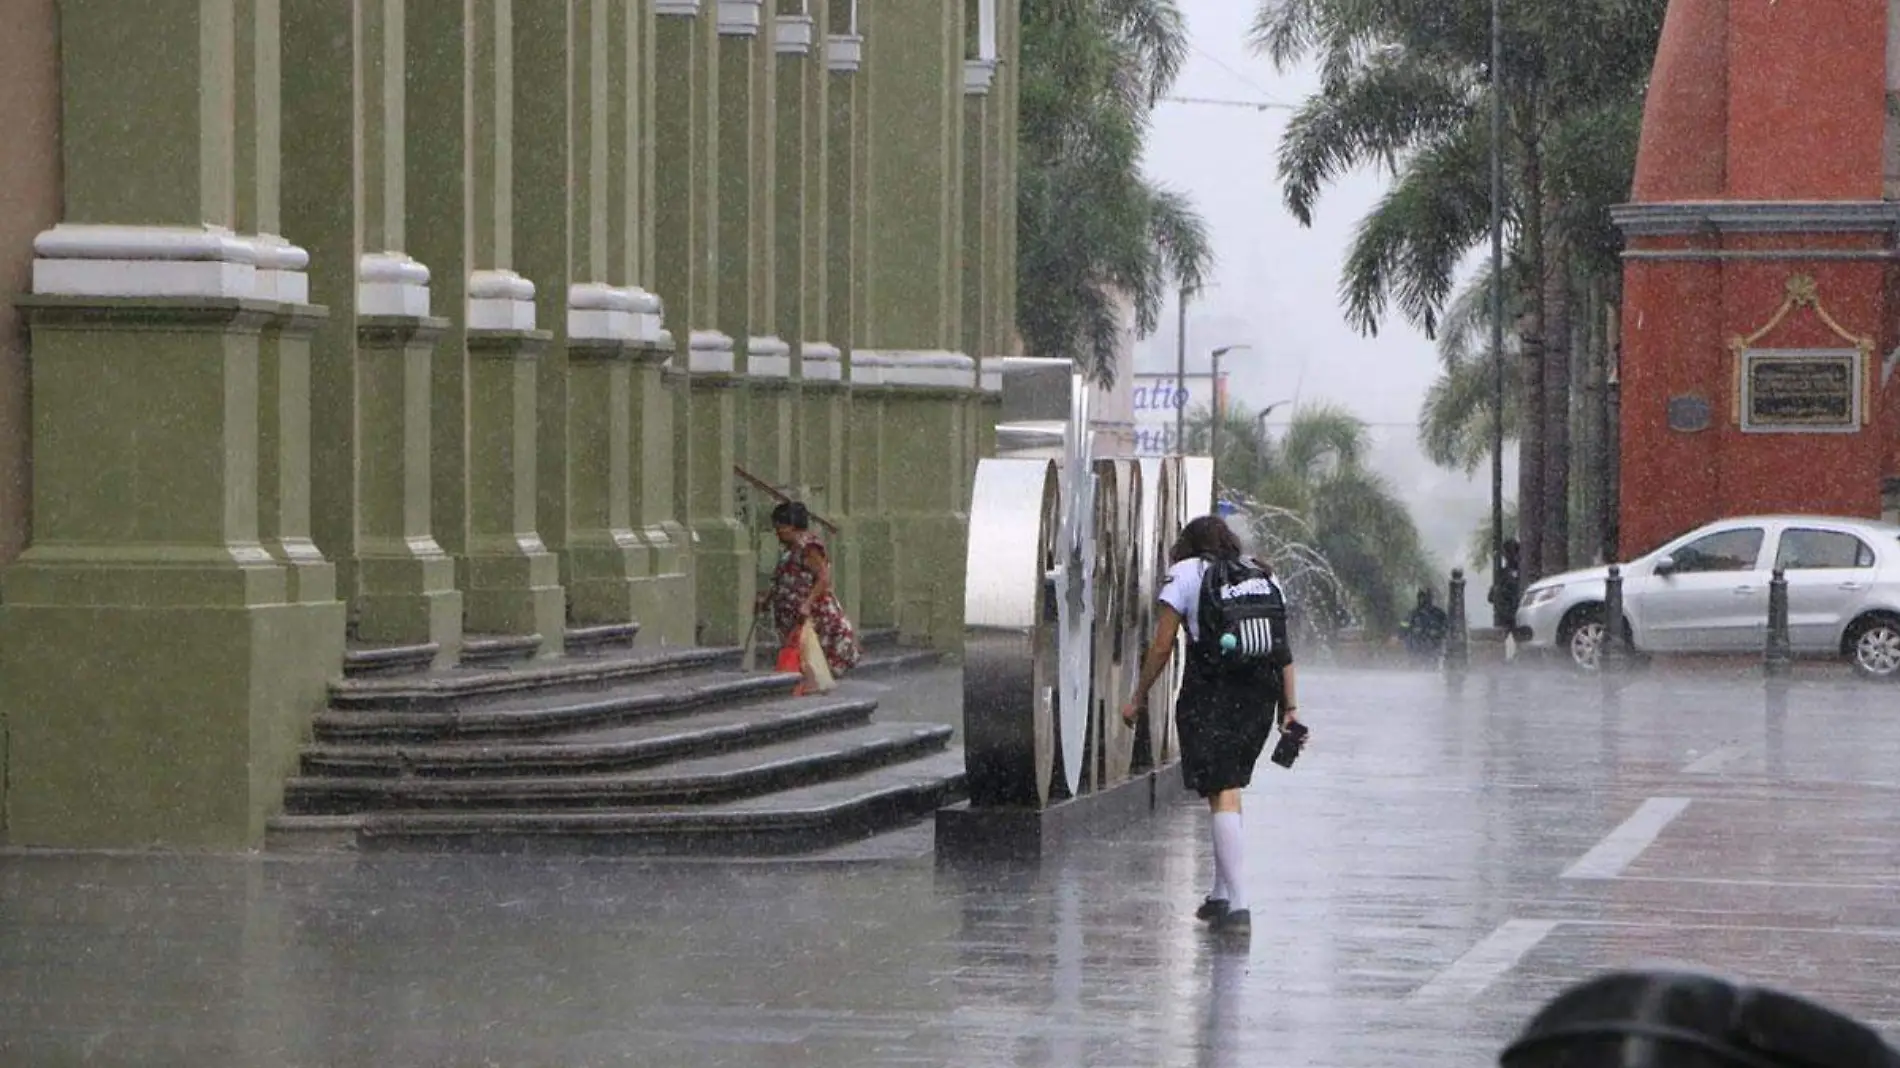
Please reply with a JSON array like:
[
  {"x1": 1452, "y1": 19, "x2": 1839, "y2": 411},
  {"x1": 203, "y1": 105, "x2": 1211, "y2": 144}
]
[{"x1": 5, "y1": 664, "x2": 1900, "y2": 1067}]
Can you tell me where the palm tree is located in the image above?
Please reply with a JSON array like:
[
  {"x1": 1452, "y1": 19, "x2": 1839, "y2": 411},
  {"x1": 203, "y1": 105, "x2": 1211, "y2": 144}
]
[
  {"x1": 1017, "y1": 0, "x2": 1214, "y2": 387},
  {"x1": 1192, "y1": 401, "x2": 1436, "y2": 636},
  {"x1": 1419, "y1": 264, "x2": 1520, "y2": 475},
  {"x1": 1250, "y1": 0, "x2": 1664, "y2": 581}
]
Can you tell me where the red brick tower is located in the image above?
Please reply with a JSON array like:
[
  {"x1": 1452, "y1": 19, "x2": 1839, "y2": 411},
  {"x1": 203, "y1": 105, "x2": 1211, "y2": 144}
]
[{"x1": 1616, "y1": 0, "x2": 1899, "y2": 555}]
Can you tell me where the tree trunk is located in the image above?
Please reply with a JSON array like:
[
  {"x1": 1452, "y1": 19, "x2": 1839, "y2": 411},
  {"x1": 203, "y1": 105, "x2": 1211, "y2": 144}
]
[
  {"x1": 1576, "y1": 275, "x2": 1605, "y2": 564},
  {"x1": 1515, "y1": 137, "x2": 1548, "y2": 587},
  {"x1": 1541, "y1": 215, "x2": 1572, "y2": 578}
]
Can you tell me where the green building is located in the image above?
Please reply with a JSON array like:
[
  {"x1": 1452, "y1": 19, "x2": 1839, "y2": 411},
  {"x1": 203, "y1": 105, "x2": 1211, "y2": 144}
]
[{"x1": 0, "y1": 0, "x2": 1020, "y2": 849}]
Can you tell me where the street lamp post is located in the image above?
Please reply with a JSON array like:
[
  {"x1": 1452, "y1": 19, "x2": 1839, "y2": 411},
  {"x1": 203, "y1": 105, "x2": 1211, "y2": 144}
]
[
  {"x1": 1174, "y1": 286, "x2": 1190, "y2": 456},
  {"x1": 1209, "y1": 344, "x2": 1249, "y2": 489}
]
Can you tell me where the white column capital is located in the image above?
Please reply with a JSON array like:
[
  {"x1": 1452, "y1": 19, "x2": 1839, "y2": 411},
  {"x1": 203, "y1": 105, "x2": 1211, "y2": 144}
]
[
  {"x1": 879, "y1": 350, "x2": 977, "y2": 389},
  {"x1": 567, "y1": 283, "x2": 664, "y2": 343},
  {"x1": 849, "y1": 349, "x2": 892, "y2": 385},
  {"x1": 746, "y1": 335, "x2": 792, "y2": 378},
  {"x1": 29, "y1": 224, "x2": 311, "y2": 302},
  {"x1": 775, "y1": 14, "x2": 814, "y2": 54},
  {"x1": 825, "y1": 34, "x2": 862, "y2": 73},
  {"x1": 655, "y1": 0, "x2": 699, "y2": 17},
  {"x1": 689, "y1": 330, "x2": 737, "y2": 374},
  {"x1": 358, "y1": 252, "x2": 433, "y2": 318},
  {"x1": 467, "y1": 269, "x2": 537, "y2": 331},
  {"x1": 717, "y1": 0, "x2": 762, "y2": 35},
  {"x1": 964, "y1": 59, "x2": 998, "y2": 96},
  {"x1": 801, "y1": 342, "x2": 843, "y2": 382}
]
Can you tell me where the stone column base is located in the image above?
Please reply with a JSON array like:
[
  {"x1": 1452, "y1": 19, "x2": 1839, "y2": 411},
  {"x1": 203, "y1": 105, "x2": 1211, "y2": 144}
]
[
  {"x1": 355, "y1": 316, "x2": 464, "y2": 666},
  {"x1": 464, "y1": 326, "x2": 566, "y2": 657},
  {"x1": 0, "y1": 600, "x2": 338, "y2": 848}
]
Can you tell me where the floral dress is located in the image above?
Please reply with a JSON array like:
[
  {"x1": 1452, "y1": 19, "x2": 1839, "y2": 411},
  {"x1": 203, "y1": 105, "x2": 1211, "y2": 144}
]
[{"x1": 769, "y1": 533, "x2": 863, "y2": 675}]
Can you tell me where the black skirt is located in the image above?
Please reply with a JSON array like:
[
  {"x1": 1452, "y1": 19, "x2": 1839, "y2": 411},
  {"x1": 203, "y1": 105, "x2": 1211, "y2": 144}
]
[{"x1": 1175, "y1": 662, "x2": 1281, "y2": 798}]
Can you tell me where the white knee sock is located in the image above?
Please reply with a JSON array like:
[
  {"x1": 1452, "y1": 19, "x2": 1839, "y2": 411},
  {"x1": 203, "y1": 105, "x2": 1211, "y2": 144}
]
[
  {"x1": 1212, "y1": 811, "x2": 1247, "y2": 910},
  {"x1": 1210, "y1": 868, "x2": 1229, "y2": 902}
]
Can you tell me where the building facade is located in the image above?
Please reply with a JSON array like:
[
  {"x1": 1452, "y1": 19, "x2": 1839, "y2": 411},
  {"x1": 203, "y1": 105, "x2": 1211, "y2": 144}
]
[
  {"x1": 0, "y1": 0, "x2": 1020, "y2": 848},
  {"x1": 1614, "y1": 0, "x2": 1900, "y2": 555}
]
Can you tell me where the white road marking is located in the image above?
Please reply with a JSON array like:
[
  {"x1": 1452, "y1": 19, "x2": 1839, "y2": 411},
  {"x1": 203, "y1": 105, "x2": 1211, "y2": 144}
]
[
  {"x1": 1562, "y1": 797, "x2": 1692, "y2": 880},
  {"x1": 1408, "y1": 920, "x2": 1562, "y2": 1003},
  {"x1": 1681, "y1": 745, "x2": 1746, "y2": 775}
]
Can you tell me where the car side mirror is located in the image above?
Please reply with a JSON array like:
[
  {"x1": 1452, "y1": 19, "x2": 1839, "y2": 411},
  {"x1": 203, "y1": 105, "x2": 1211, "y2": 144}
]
[{"x1": 1654, "y1": 554, "x2": 1676, "y2": 576}]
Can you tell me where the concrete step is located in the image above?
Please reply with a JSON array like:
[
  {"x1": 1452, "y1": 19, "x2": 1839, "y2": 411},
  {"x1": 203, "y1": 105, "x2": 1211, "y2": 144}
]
[
  {"x1": 562, "y1": 622, "x2": 642, "y2": 658},
  {"x1": 327, "y1": 643, "x2": 742, "y2": 714},
  {"x1": 300, "y1": 690, "x2": 880, "y2": 779},
  {"x1": 329, "y1": 748, "x2": 969, "y2": 856},
  {"x1": 341, "y1": 642, "x2": 439, "y2": 679},
  {"x1": 313, "y1": 669, "x2": 796, "y2": 745},
  {"x1": 283, "y1": 721, "x2": 953, "y2": 814}
]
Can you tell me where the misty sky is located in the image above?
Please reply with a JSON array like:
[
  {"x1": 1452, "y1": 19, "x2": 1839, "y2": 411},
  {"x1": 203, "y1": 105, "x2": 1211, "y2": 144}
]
[{"x1": 1136, "y1": 1, "x2": 1504, "y2": 579}]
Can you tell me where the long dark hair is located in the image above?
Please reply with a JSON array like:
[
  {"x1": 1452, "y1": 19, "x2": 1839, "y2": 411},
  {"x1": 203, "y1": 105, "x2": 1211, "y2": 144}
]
[{"x1": 1170, "y1": 514, "x2": 1247, "y2": 565}]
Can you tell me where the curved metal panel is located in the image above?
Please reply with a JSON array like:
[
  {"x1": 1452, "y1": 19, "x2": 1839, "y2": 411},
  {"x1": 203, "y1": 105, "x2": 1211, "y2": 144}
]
[
  {"x1": 1097, "y1": 459, "x2": 1142, "y2": 787},
  {"x1": 963, "y1": 458, "x2": 1060, "y2": 807},
  {"x1": 1053, "y1": 374, "x2": 1096, "y2": 797}
]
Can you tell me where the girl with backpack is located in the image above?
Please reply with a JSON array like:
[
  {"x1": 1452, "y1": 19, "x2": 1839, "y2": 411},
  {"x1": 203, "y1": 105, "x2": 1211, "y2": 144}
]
[{"x1": 1121, "y1": 514, "x2": 1304, "y2": 935}]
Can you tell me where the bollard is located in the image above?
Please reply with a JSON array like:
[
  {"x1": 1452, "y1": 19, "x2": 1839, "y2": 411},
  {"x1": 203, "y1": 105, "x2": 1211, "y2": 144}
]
[
  {"x1": 1446, "y1": 568, "x2": 1469, "y2": 674},
  {"x1": 1765, "y1": 567, "x2": 1792, "y2": 678},
  {"x1": 1600, "y1": 564, "x2": 1625, "y2": 672}
]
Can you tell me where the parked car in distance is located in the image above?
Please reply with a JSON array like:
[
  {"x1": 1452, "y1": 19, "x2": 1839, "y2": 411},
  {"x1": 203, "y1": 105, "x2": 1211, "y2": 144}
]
[{"x1": 1515, "y1": 515, "x2": 1900, "y2": 678}]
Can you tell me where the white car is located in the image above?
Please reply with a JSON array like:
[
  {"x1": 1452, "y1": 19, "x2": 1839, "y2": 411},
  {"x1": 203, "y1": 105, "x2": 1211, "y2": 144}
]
[{"x1": 1516, "y1": 515, "x2": 1900, "y2": 677}]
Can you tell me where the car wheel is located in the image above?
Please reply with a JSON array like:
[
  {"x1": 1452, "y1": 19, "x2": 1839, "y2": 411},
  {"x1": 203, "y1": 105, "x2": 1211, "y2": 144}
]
[
  {"x1": 1847, "y1": 615, "x2": 1900, "y2": 680},
  {"x1": 1559, "y1": 608, "x2": 1606, "y2": 672}
]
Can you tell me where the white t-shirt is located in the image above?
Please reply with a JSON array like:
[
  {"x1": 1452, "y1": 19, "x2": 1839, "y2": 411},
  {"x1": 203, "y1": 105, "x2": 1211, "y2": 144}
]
[{"x1": 1159, "y1": 558, "x2": 1212, "y2": 642}]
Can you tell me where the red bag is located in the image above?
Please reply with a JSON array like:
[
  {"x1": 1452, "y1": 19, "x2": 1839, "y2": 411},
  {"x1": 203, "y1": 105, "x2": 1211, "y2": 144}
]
[{"x1": 774, "y1": 637, "x2": 803, "y2": 674}]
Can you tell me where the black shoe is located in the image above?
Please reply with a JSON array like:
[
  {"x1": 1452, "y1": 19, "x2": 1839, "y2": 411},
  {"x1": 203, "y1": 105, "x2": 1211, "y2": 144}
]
[
  {"x1": 1196, "y1": 897, "x2": 1230, "y2": 922},
  {"x1": 1214, "y1": 908, "x2": 1251, "y2": 934}
]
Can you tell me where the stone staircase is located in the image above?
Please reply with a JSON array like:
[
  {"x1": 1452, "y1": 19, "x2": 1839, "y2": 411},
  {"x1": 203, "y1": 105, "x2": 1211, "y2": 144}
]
[{"x1": 266, "y1": 630, "x2": 964, "y2": 856}]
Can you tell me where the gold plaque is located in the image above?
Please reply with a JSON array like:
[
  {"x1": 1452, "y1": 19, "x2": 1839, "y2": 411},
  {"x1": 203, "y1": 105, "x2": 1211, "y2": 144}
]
[{"x1": 1741, "y1": 350, "x2": 1859, "y2": 432}]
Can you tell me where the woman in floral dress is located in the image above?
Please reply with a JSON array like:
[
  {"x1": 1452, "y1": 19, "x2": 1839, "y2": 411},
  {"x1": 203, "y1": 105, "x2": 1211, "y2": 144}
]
[{"x1": 759, "y1": 501, "x2": 862, "y2": 688}]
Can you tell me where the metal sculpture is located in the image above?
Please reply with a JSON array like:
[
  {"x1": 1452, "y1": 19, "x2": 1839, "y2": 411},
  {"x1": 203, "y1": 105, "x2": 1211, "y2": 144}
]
[{"x1": 963, "y1": 365, "x2": 1210, "y2": 809}]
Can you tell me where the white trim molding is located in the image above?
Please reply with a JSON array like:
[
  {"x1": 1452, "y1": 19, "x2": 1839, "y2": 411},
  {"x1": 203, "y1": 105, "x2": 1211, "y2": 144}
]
[
  {"x1": 717, "y1": 0, "x2": 761, "y2": 35},
  {"x1": 746, "y1": 335, "x2": 792, "y2": 378},
  {"x1": 826, "y1": 34, "x2": 863, "y2": 73},
  {"x1": 31, "y1": 223, "x2": 290, "y2": 301},
  {"x1": 978, "y1": 0, "x2": 998, "y2": 61},
  {"x1": 964, "y1": 59, "x2": 997, "y2": 95},
  {"x1": 467, "y1": 269, "x2": 536, "y2": 331},
  {"x1": 979, "y1": 365, "x2": 1003, "y2": 393},
  {"x1": 881, "y1": 350, "x2": 977, "y2": 389},
  {"x1": 801, "y1": 341, "x2": 843, "y2": 381},
  {"x1": 849, "y1": 349, "x2": 892, "y2": 385},
  {"x1": 654, "y1": 0, "x2": 700, "y2": 16},
  {"x1": 253, "y1": 234, "x2": 312, "y2": 304},
  {"x1": 775, "y1": 14, "x2": 814, "y2": 54},
  {"x1": 689, "y1": 329, "x2": 737, "y2": 374},
  {"x1": 358, "y1": 251, "x2": 432, "y2": 318},
  {"x1": 567, "y1": 283, "x2": 665, "y2": 344}
]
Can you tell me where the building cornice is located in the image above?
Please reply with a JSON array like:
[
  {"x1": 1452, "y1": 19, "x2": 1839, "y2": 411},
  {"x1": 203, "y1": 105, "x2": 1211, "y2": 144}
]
[{"x1": 1614, "y1": 200, "x2": 1900, "y2": 237}]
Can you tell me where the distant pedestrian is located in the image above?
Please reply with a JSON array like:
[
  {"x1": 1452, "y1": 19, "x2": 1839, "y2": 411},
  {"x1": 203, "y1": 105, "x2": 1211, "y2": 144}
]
[
  {"x1": 1401, "y1": 588, "x2": 1449, "y2": 661},
  {"x1": 757, "y1": 501, "x2": 861, "y2": 694},
  {"x1": 1123, "y1": 515, "x2": 1303, "y2": 935}
]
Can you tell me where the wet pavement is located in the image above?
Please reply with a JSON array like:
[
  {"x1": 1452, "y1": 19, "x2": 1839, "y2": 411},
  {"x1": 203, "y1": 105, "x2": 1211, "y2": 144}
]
[{"x1": 6, "y1": 663, "x2": 1900, "y2": 1066}]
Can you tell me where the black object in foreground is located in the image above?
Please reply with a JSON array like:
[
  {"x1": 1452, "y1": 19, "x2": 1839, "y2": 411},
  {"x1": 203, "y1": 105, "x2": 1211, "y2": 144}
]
[
  {"x1": 1501, "y1": 969, "x2": 1900, "y2": 1068},
  {"x1": 1270, "y1": 720, "x2": 1308, "y2": 769}
]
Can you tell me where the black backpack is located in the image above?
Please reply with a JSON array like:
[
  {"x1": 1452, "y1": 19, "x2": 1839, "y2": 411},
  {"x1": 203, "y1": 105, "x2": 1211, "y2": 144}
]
[{"x1": 1193, "y1": 555, "x2": 1287, "y2": 675}]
